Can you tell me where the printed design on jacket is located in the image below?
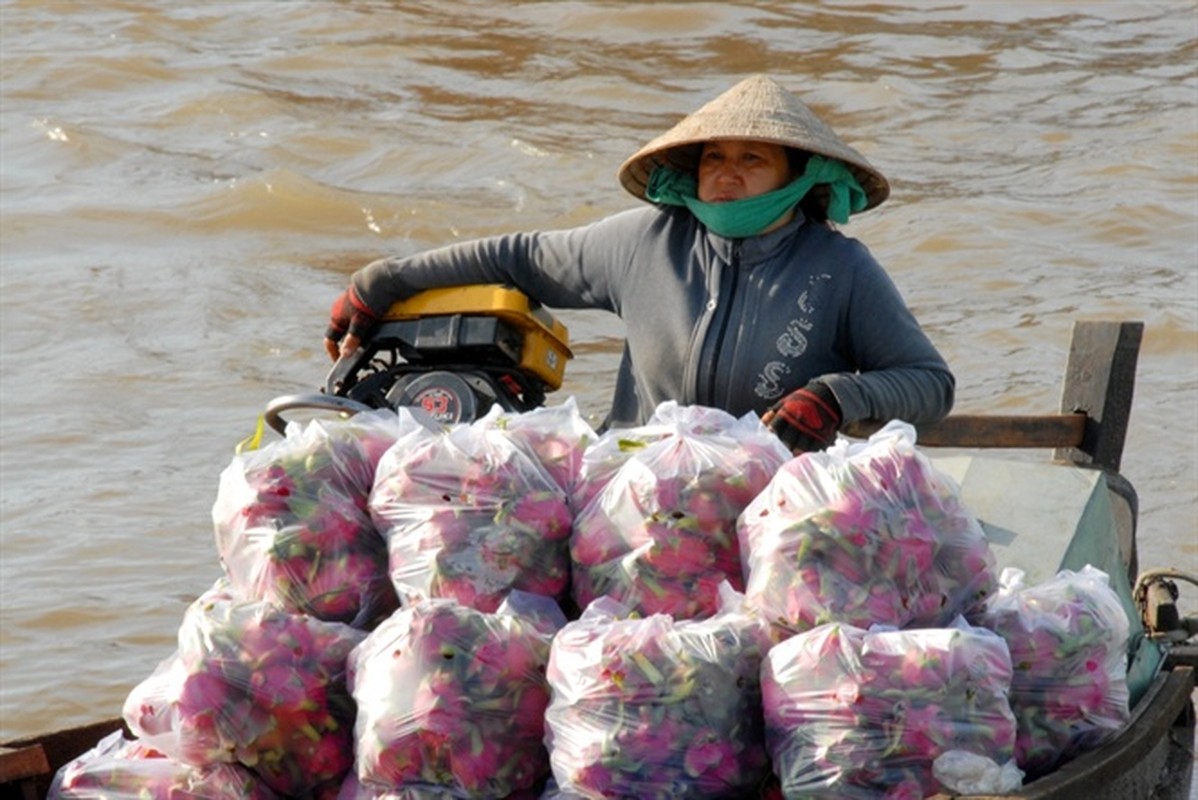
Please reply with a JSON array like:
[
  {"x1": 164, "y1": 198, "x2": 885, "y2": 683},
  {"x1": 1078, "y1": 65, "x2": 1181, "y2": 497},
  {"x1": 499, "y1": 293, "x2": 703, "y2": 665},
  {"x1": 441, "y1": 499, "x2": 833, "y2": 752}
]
[{"x1": 754, "y1": 273, "x2": 832, "y2": 401}]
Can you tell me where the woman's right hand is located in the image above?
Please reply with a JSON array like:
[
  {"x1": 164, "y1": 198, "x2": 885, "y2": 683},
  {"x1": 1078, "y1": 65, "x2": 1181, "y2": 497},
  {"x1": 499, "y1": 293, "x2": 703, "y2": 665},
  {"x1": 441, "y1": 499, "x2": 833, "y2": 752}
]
[{"x1": 324, "y1": 285, "x2": 379, "y2": 360}]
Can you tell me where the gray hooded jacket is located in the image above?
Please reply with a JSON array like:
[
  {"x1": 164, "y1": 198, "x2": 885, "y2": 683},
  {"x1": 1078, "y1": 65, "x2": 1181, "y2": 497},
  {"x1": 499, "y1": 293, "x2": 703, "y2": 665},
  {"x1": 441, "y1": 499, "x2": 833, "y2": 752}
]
[{"x1": 352, "y1": 205, "x2": 954, "y2": 428}]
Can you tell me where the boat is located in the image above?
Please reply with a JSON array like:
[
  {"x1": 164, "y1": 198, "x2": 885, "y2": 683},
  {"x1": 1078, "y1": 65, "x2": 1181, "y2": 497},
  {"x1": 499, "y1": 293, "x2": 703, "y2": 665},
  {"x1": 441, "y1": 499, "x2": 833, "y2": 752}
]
[{"x1": 3, "y1": 319, "x2": 1195, "y2": 799}]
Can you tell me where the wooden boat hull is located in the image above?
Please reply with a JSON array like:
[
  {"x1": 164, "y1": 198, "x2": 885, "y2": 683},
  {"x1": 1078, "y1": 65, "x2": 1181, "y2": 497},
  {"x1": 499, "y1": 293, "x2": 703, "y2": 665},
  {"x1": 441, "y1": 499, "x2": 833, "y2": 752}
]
[{"x1": 2, "y1": 718, "x2": 126, "y2": 800}]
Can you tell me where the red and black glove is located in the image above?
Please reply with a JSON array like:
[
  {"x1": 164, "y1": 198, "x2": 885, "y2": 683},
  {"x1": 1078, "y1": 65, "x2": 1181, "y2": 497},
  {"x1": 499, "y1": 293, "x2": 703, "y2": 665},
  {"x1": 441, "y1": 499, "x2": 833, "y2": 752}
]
[
  {"x1": 324, "y1": 284, "x2": 380, "y2": 357},
  {"x1": 765, "y1": 381, "x2": 843, "y2": 454}
]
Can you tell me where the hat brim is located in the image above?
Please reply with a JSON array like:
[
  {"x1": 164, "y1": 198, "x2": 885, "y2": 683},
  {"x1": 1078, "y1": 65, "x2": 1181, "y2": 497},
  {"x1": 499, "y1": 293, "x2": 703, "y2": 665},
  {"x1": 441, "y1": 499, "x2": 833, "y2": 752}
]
[{"x1": 616, "y1": 76, "x2": 891, "y2": 213}]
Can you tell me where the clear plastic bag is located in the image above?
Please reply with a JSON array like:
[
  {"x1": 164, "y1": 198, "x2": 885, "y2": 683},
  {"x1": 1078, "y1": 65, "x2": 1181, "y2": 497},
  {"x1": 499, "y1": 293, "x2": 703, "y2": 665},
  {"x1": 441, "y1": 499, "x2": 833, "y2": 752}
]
[
  {"x1": 336, "y1": 770, "x2": 546, "y2": 799},
  {"x1": 544, "y1": 586, "x2": 772, "y2": 799},
  {"x1": 486, "y1": 397, "x2": 598, "y2": 499},
  {"x1": 981, "y1": 565, "x2": 1131, "y2": 777},
  {"x1": 370, "y1": 408, "x2": 572, "y2": 612},
  {"x1": 348, "y1": 592, "x2": 563, "y2": 798},
  {"x1": 570, "y1": 401, "x2": 754, "y2": 511},
  {"x1": 761, "y1": 618, "x2": 1017, "y2": 799},
  {"x1": 570, "y1": 402, "x2": 790, "y2": 619},
  {"x1": 212, "y1": 410, "x2": 402, "y2": 628},
  {"x1": 48, "y1": 729, "x2": 279, "y2": 799},
  {"x1": 932, "y1": 749, "x2": 1024, "y2": 795},
  {"x1": 122, "y1": 580, "x2": 365, "y2": 797},
  {"x1": 739, "y1": 420, "x2": 997, "y2": 638}
]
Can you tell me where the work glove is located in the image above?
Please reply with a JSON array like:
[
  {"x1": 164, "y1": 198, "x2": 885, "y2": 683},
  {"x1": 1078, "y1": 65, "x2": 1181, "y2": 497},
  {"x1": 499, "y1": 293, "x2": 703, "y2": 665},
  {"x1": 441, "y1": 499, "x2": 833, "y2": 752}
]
[
  {"x1": 324, "y1": 285, "x2": 380, "y2": 359},
  {"x1": 763, "y1": 381, "x2": 843, "y2": 454}
]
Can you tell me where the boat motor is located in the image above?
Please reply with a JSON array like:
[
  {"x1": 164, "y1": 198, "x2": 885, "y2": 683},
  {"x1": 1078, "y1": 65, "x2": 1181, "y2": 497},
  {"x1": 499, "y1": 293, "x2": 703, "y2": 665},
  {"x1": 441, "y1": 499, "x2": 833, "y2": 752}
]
[{"x1": 264, "y1": 285, "x2": 572, "y2": 433}]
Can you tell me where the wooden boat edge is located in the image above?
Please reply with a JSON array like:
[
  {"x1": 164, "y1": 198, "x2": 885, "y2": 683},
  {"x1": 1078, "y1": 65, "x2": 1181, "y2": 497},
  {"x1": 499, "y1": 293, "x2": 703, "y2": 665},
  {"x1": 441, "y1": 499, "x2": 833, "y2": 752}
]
[{"x1": 2, "y1": 718, "x2": 123, "y2": 798}]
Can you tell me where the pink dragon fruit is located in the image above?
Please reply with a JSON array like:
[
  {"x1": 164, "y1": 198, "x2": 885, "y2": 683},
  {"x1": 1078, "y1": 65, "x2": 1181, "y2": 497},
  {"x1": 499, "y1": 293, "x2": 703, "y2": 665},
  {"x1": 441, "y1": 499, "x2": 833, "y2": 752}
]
[
  {"x1": 123, "y1": 581, "x2": 365, "y2": 797},
  {"x1": 740, "y1": 420, "x2": 997, "y2": 639},
  {"x1": 544, "y1": 588, "x2": 772, "y2": 799},
  {"x1": 48, "y1": 730, "x2": 279, "y2": 799},
  {"x1": 980, "y1": 565, "x2": 1131, "y2": 777},
  {"x1": 570, "y1": 402, "x2": 790, "y2": 619},
  {"x1": 762, "y1": 618, "x2": 1017, "y2": 798},
  {"x1": 336, "y1": 770, "x2": 546, "y2": 799},
  {"x1": 570, "y1": 402, "x2": 745, "y2": 511},
  {"x1": 487, "y1": 398, "x2": 598, "y2": 499},
  {"x1": 213, "y1": 410, "x2": 401, "y2": 628},
  {"x1": 370, "y1": 409, "x2": 572, "y2": 612},
  {"x1": 348, "y1": 592, "x2": 563, "y2": 797}
]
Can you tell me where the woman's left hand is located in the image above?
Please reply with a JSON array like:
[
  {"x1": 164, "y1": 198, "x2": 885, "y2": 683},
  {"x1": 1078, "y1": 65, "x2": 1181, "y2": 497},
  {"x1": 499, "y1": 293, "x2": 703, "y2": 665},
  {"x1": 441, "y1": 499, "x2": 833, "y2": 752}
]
[{"x1": 763, "y1": 382, "x2": 843, "y2": 454}]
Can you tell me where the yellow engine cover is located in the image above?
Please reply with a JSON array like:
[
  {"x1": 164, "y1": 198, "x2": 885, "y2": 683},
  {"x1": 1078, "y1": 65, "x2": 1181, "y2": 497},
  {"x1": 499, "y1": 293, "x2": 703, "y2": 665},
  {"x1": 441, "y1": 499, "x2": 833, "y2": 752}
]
[{"x1": 382, "y1": 285, "x2": 573, "y2": 390}]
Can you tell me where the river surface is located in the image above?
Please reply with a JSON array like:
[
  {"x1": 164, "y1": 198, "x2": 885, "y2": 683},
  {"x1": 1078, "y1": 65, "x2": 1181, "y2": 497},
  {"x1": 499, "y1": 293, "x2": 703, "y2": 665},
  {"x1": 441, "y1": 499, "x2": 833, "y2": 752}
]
[{"x1": 2, "y1": 0, "x2": 1196, "y2": 787}]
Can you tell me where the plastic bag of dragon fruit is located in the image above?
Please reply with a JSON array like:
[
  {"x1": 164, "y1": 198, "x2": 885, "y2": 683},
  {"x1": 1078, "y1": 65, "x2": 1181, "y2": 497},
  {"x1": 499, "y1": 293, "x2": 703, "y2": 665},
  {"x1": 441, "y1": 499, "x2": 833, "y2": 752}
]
[
  {"x1": 48, "y1": 729, "x2": 280, "y2": 800},
  {"x1": 762, "y1": 617, "x2": 1019, "y2": 799},
  {"x1": 544, "y1": 585, "x2": 772, "y2": 799},
  {"x1": 123, "y1": 580, "x2": 365, "y2": 797},
  {"x1": 348, "y1": 591, "x2": 564, "y2": 798},
  {"x1": 739, "y1": 419, "x2": 997, "y2": 639},
  {"x1": 371, "y1": 407, "x2": 573, "y2": 612},
  {"x1": 486, "y1": 397, "x2": 598, "y2": 500},
  {"x1": 570, "y1": 401, "x2": 790, "y2": 619},
  {"x1": 335, "y1": 771, "x2": 545, "y2": 799},
  {"x1": 980, "y1": 565, "x2": 1131, "y2": 778},
  {"x1": 212, "y1": 409, "x2": 403, "y2": 629}
]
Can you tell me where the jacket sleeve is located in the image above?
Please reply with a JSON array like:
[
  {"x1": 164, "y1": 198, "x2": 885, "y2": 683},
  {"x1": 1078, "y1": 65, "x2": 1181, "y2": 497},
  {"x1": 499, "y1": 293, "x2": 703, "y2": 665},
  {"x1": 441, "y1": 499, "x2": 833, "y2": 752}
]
[
  {"x1": 349, "y1": 208, "x2": 655, "y2": 316},
  {"x1": 818, "y1": 251, "x2": 956, "y2": 425}
]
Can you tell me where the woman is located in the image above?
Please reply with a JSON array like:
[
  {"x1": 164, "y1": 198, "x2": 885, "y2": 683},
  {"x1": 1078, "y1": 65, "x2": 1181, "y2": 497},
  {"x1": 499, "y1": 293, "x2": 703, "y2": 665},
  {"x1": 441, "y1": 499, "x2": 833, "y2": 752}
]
[{"x1": 324, "y1": 75, "x2": 954, "y2": 453}]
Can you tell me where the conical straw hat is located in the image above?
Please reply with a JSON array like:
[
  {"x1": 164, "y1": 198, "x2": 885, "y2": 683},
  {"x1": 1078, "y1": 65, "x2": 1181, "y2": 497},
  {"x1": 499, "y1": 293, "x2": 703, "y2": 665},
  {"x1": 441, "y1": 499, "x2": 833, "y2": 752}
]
[{"x1": 617, "y1": 75, "x2": 890, "y2": 212}]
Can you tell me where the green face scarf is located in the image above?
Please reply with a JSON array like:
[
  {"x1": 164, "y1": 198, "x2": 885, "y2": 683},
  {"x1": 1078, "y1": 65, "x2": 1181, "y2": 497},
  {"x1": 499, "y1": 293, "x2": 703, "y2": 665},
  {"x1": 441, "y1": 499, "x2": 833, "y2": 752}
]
[{"x1": 645, "y1": 153, "x2": 868, "y2": 237}]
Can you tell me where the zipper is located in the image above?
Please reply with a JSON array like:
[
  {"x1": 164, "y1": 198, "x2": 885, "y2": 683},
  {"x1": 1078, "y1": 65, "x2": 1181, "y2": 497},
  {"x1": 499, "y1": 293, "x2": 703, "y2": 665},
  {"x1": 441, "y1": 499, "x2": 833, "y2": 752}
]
[{"x1": 704, "y1": 241, "x2": 740, "y2": 405}]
